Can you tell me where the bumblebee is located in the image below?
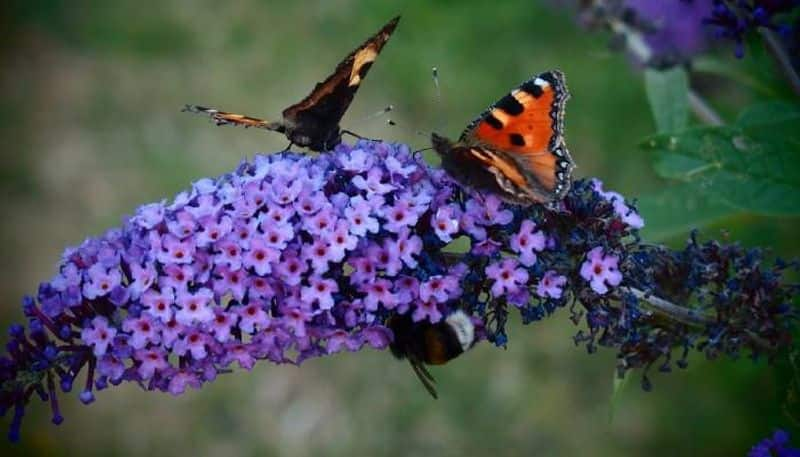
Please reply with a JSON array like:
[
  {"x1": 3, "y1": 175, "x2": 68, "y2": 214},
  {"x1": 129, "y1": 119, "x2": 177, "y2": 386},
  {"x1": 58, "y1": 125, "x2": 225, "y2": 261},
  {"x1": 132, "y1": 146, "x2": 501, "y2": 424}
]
[{"x1": 387, "y1": 310, "x2": 476, "y2": 398}]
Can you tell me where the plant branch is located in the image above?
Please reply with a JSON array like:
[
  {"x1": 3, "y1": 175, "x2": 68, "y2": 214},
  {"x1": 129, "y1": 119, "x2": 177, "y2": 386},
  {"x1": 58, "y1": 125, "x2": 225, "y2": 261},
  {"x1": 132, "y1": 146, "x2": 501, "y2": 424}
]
[
  {"x1": 759, "y1": 27, "x2": 800, "y2": 97},
  {"x1": 624, "y1": 287, "x2": 713, "y2": 327},
  {"x1": 688, "y1": 90, "x2": 724, "y2": 126}
]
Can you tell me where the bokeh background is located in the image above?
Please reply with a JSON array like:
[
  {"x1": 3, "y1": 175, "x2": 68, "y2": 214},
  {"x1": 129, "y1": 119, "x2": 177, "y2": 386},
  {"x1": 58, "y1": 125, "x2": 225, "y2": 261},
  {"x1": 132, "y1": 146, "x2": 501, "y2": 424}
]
[{"x1": 1, "y1": 1, "x2": 797, "y2": 456}]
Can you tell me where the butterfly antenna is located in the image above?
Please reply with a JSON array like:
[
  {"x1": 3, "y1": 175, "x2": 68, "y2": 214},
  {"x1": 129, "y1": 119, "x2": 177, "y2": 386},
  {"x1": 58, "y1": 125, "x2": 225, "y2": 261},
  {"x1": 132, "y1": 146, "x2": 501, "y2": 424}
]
[
  {"x1": 361, "y1": 105, "x2": 394, "y2": 122},
  {"x1": 431, "y1": 66, "x2": 446, "y2": 134},
  {"x1": 432, "y1": 66, "x2": 441, "y2": 101}
]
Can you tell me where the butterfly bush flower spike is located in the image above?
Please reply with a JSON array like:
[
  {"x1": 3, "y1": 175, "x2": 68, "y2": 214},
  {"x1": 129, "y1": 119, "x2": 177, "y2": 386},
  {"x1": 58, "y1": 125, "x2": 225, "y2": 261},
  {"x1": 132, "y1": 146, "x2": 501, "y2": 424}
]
[{"x1": 1, "y1": 140, "x2": 796, "y2": 442}]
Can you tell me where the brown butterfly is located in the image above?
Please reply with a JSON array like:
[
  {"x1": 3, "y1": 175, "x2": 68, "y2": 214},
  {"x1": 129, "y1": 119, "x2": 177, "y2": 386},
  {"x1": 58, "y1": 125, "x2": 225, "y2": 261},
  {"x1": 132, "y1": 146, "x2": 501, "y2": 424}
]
[
  {"x1": 184, "y1": 16, "x2": 400, "y2": 152},
  {"x1": 431, "y1": 70, "x2": 574, "y2": 205}
]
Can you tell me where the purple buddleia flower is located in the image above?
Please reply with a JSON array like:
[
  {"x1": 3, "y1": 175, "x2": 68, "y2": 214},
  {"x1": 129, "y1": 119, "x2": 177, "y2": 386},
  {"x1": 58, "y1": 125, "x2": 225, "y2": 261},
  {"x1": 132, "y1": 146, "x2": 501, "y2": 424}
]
[
  {"x1": 625, "y1": 0, "x2": 712, "y2": 62},
  {"x1": 749, "y1": 429, "x2": 800, "y2": 457},
  {"x1": 580, "y1": 247, "x2": 623, "y2": 295},
  {"x1": 1, "y1": 140, "x2": 796, "y2": 442}
]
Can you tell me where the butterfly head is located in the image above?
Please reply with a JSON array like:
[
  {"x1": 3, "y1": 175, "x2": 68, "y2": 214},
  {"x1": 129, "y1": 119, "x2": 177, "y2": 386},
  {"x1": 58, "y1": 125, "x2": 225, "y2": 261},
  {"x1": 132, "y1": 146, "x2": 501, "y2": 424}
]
[{"x1": 430, "y1": 132, "x2": 454, "y2": 156}]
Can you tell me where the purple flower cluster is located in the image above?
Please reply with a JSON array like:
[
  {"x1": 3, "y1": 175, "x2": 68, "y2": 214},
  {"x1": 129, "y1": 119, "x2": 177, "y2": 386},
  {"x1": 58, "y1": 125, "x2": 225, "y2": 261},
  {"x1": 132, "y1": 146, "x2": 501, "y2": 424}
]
[
  {"x1": 575, "y1": 0, "x2": 713, "y2": 66},
  {"x1": 625, "y1": 0, "x2": 713, "y2": 63},
  {"x1": 749, "y1": 429, "x2": 800, "y2": 457},
  {"x1": 1, "y1": 140, "x2": 796, "y2": 441},
  {"x1": 704, "y1": 0, "x2": 800, "y2": 57}
]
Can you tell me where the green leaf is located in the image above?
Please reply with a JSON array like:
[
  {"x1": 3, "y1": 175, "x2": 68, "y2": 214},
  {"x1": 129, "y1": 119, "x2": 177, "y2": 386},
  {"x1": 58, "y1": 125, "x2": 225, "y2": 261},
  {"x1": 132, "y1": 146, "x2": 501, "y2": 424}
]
[
  {"x1": 737, "y1": 101, "x2": 800, "y2": 143},
  {"x1": 644, "y1": 67, "x2": 689, "y2": 133},
  {"x1": 643, "y1": 106, "x2": 800, "y2": 216},
  {"x1": 693, "y1": 56, "x2": 778, "y2": 96},
  {"x1": 637, "y1": 183, "x2": 739, "y2": 241}
]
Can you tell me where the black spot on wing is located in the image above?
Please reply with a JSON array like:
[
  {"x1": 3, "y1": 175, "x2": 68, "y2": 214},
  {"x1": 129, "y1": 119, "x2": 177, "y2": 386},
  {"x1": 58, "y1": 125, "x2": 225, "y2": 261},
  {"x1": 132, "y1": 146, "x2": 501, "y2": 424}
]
[
  {"x1": 484, "y1": 114, "x2": 504, "y2": 130},
  {"x1": 539, "y1": 71, "x2": 559, "y2": 85},
  {"x1": 520, "y1": 80, "x2": 543, "y2": 98},
  {"x1": 495, "y1": 94, "x2": 524, "y2": 116},
  {"x1": 509, "y1": 133, "x2": 525, "y2": 146}
]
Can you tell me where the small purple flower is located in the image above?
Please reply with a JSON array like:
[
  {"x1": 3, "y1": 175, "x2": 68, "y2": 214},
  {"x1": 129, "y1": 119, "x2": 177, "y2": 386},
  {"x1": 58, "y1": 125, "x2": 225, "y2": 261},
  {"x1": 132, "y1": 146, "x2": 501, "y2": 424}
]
[
  {"x1": 301, "y1": 276, "x2": 339, "y2": 311},
  {"x1": 382, "y1": 198, "x2": 420, "y2": 233},
  {"x1": 259, "y1": 218, "x2": 294, "y2": 250},
  {"x1": 485, "y1": 259, "x2": 529, "y2": 298},
  {"x1": 275, "y1": 250, "x2": 308, "y2": 286},
  {"x1": 361, "y1": 279, "x2": 397, "y2": 311},
  {"x1": 222, "y1": 343, "x2": 257, "y2": 370},
  {"x1": 338, "y1": 146, "x2": 373, "y2": 172},
  {"x1": 536, "y1": 270, "x2": 567, "y2": 299},
  {"x1": 159, "y1": 263, "x2": 193, "y2": 291},
  {"x1": 80, "y1": 317, "x2": 117, "y2": 357},
  {"x1": 419, "y1": 275, "x2": 459, "y2": 304},
  {"x1": 580, "y1": 247, "x2": 623, "y2": 295},
  {"x1": 122, "y1": 315, "x2": 160, "y2": 350},
  {"x1": 302, "y1": 238, "x2": 335, "y2": 274},
  {"x1": 157, "y1": 234, "x2": 196, "y2": 265},
  {"x1": 82, "y1": 264, "x2": 121, "y2": 300},
  {"x1": 412, "y1": 301, "x2": 442, "y2": 323},
  {"x1": 213, "y1": 265, "x2": 247, "y2": 301},
  {"x1": 243, "y1": 237, "x2": 280, "y2": 275},
  {"x1": 173, "y1": 330, "x2": 209, "y2": 360},
  {"x1": 344, "y1": 195, "x2": 380, "y2": 236},
  {"x1": 394, "y1": 228, "x2": 422, "y2": 268},
  {"x1": 166, "y1": 210, "x2": 197, "y2": 239},
  {"x1": 209, "y1": 308, "x2": 236, "y2": 343},
  {"x1": 97, "y1": 354, "x2": 126, "y2": 382},
  {"x1": 196, "y1": 215, "x2": 232, "y2": 247},
  {"x1": 431, "y1": 205, "x2": 461, "y2": 242},
  {"x1": 353, "y1": 166, "x2": 395, "y2": 195},
  {"x1": 236, "y1": 302, "x2": 270, "y2": 333},
  {"x1": 175, "y1": 288, "x2": 214, "y2": 325},
  {"x1": 592, "y1": 179, "x2": 644, "y2": 229},
  {"x1": 324, "y1": 220, "x2": 358, "y2": 262},
  {"x1": 168, "y1": 370, "x2": 201, "y2": 396},
  {"x1": 135, "y1": 348, "x2": 169, "y2": 380},
  {"x1": 326, "y1": 329, "x2": 362, "y2": 353},
  {"x1": 510, "y1": 220, "x2": 547, "y2": 267}
]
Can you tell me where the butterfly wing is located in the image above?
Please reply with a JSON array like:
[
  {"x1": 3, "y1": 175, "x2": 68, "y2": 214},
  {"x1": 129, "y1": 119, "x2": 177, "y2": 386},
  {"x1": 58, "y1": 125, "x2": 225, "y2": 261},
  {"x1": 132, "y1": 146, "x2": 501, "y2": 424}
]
[
  {"x1": 280, "y1": 16, "x2": 400, "y2": 150},
  {"x1": 182, "y1": 105, "x2": 284, "y2": 131},
  {"x1": 460, "y1": 71, "x2": 573, "y2": 203}
]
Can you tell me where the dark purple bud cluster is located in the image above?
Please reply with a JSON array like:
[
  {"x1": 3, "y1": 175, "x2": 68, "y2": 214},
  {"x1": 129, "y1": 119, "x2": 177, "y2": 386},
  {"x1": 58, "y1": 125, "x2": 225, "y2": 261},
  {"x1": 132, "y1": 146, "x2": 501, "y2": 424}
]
[
  {"x1": 1, "y1": 140, "x2": 796, "y2": 441},
  {"x1": 749, "y1": 429, "x2": 800, "y2": 456},
  {"x1": 704, "y1": 0, "x2": 800, "y2": 58}
]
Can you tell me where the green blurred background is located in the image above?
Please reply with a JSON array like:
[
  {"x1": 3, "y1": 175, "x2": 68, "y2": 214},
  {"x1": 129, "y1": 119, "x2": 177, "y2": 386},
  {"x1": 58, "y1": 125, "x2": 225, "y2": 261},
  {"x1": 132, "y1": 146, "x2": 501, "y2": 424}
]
[{"x1": 1, "y1": 1, "x2": 797, "y2": 455}]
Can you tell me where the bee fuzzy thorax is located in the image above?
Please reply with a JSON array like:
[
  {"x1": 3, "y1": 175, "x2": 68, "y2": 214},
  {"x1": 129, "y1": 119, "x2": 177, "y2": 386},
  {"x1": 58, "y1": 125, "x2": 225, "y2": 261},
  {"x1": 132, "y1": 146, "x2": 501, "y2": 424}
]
[{"x1": 445, "y1": 310, "x2": 475, "y2": 352}]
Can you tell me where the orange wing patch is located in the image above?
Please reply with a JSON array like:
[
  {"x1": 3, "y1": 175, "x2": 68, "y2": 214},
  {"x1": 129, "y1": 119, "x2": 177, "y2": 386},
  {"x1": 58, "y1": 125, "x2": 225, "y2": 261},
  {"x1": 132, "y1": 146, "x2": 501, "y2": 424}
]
[{"x1": 467, "y1": 82, "x2": 557, "y2": 154}]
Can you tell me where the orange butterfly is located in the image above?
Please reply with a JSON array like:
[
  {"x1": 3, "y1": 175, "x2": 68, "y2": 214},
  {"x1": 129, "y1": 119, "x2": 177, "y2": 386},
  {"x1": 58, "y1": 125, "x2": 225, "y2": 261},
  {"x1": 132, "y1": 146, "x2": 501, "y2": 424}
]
[
  {"x1": 184, "y1": 16, "x2": 400, "y2": 152},
  {"x1": 431, "y1": 71, "x2": 574, "y2": 205}
]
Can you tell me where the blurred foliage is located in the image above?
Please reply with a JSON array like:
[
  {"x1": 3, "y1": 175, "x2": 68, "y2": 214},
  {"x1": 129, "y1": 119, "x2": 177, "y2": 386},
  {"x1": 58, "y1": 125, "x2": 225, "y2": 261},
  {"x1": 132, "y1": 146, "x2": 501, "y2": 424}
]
[{"x1": 0, "y1": 0, "x2": 798, "y2": 456}]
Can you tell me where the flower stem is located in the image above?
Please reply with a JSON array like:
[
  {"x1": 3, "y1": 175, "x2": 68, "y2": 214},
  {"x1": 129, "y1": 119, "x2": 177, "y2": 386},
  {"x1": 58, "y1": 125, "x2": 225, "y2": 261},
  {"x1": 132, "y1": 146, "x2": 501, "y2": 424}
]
[
  {"x1": 759, "y1": 27, "x2": 800, "y2": 97},
  {"x1": 688, "y1": 90, "x2": 724, "y2": 126},
  {"x1": 625, "y1": 287, "x2": 713, "y2": 327}
]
